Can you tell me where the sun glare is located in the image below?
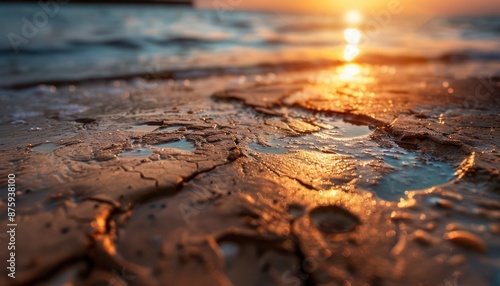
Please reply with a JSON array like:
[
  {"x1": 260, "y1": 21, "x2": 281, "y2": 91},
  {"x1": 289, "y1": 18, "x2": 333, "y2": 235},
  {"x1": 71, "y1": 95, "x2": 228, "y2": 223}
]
[
  {"x1": 344, "y1": 28, "x2": 361, "y2": 44},
  {"x1": 339, "y1": 64, "x2": 361, "y2": 81},
  {"x1": 345, "y1": 10, "x2": 362, "y2": 25},
  {"x1": 343, "y1": 28, "x2": 361, "y2": 61},
  {"x1": 344, "y1": 44, "x2": 360, "y2": 61},
  {"x1": 343, "y1": 11, "x2": 362, "y2": 62}
]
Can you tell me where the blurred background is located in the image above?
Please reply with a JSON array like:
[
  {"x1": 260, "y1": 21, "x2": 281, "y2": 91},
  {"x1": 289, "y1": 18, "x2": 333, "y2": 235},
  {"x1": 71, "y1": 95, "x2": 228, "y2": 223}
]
[
  {"x1": 197, "y1": 0, "x2": 500, "y2": 15},
  {"x1": 0, "y1": 0, "x2": 499, "y2": 88}
]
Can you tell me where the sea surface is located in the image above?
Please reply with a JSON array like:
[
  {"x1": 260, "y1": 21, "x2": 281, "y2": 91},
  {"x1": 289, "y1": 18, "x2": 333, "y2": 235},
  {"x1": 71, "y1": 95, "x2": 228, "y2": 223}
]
[{"x1": 0, "y1": 3, "x2": 499, "y2": 87}]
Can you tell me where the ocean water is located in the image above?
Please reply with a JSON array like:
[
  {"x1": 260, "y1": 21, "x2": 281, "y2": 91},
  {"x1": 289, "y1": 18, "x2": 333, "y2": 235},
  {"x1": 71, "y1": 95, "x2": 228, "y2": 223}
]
[{"x1": 0, "y1": 3, "x2": 499, "y2": 87}]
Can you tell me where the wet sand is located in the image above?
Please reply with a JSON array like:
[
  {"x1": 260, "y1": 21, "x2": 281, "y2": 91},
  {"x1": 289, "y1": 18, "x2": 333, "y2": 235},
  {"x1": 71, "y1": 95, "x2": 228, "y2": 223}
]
[{"x1": 0, "y1": 64, "x2": 499, "y2": 285}]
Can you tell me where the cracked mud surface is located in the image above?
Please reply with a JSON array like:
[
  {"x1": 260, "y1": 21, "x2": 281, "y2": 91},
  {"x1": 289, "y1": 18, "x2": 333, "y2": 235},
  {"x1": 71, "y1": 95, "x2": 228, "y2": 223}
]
[{"x1": 1, "y1": 65, "x2": 499, "y2": 285}]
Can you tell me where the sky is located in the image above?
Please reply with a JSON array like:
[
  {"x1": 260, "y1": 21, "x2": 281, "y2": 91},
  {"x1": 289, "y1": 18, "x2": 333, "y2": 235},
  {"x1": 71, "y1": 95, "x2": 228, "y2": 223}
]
[{"x1": 197, "y1": 0, "x2": 500, "y2": 15}]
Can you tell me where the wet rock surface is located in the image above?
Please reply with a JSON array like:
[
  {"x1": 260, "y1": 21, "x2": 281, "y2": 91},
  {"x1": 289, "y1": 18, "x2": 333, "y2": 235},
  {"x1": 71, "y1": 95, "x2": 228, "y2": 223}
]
[{"x1": 0, "y1": 66, "x2": 499, "y2": 285}]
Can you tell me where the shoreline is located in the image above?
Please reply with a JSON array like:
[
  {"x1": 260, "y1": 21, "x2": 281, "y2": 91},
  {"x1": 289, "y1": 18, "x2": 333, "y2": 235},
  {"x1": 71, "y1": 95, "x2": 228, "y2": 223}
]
[{"x1": 2, "y1": 56, "x2": 498, "y2": 90}]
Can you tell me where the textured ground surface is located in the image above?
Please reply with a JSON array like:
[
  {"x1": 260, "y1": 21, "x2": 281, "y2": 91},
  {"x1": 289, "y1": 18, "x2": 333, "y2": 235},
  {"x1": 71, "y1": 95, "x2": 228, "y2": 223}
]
[{"x1": 0, "y1": 64, "x2": 499, "y2": 285}]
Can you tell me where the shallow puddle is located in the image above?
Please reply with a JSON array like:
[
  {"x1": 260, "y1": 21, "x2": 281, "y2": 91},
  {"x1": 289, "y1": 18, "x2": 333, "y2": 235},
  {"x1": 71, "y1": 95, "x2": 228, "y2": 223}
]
[
  {"x1": 153, "y1": 139, "x2": 196, "y2": 152},
  {"x1": 319, "y1": 119, "x2": 372, "y2": 139},
  {"x1": 248, "y1": 142, "x2": 288, "y2": 154},
  {"x1": 158, "y1": 125, "x2": 184, "y2": 132},
  {"x1": 249, "y1": 118, "x2": 372, "y2": 155},
  {"x1": 370, "y1": 150, "x2": 457, "y2": 201},
  {"x1": 32, "y1": 143, "x2": 59, "y2": 153},
  {"x1": 248, "y1": 117, "x2": 457, "y2": 201},
  {"x1": 125, "y1": 125, "x2": 158, "y2": 133},
  {"x1": 118, "y1": 147, "x2": 153, "y2": 158},
  {"x1": 117, "y1": 140, "x2": 196, "y2": 158}
]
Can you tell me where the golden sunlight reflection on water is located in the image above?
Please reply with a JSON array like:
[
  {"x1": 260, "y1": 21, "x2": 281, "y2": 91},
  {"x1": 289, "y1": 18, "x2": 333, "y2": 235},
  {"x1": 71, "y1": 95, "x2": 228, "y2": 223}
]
[
  {"x1": 338, "y1": 63, "x2": 361, "y2": 81},
  {"x1": 344, "y1": 28, "x2": 361, "y2": 44},
  {"x1": 344, "y1": 43, "x2": 360, "y2": 61},
  {"x1": 313, "y1": 63, "x2": 373, "y2": 85},
  {"x1": 343, "y1": 11, "x2": 362, "y2": 62}
]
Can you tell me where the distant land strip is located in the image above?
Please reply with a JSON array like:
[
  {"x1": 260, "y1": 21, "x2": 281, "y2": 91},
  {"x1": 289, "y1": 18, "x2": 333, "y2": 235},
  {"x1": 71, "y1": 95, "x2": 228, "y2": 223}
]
[{"x1": 0, "y1": 0, "x2": 193, "y2": 5}]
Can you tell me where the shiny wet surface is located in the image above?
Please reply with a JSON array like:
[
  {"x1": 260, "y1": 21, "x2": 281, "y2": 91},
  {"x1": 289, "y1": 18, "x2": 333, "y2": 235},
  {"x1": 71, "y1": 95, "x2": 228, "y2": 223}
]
[{"x1": 0, "y1": 63, "x2": 499, "y2": 286}]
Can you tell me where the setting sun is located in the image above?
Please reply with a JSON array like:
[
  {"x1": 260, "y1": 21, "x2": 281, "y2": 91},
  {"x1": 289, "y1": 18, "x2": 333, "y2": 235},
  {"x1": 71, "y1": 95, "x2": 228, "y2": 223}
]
[{"x1": 345, "y1": 10, "x2": 362, "y2": 24}]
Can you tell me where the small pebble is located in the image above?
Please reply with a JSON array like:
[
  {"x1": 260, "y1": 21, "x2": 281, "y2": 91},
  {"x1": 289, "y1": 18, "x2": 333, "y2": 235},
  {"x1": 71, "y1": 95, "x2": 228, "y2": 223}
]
[
  {"x1": 444, "y1": 230, "x2": 487, "y2": 253},
  {"x1": 429, "y1": 197, "x2": 453, "y2": 209}
]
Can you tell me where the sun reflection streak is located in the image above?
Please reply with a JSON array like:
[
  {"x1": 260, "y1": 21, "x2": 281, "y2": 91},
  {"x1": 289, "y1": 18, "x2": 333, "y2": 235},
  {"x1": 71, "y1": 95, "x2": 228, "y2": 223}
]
[
  {"x1": 342, "y1": 11, "x2": 362, "y2": 62},
  {"x1": 344, "y1": 28, "x2": 361, "y2": 44},
  {"x1": 344, "y1": 44, "x2": 360, "y2": 61},
  {"x1": 311, "y1": 64, "x2": 372, "y2": 86},
  {"x1": 338, "y1": 63, "x2": 361, "y2": 81}
]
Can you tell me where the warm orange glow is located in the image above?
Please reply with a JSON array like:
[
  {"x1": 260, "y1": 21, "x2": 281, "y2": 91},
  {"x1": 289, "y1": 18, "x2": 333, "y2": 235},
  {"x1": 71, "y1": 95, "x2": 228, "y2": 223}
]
[
  {"x1": 198, "y1": 0, "x2": 498, "y2": 16},
  {"x1": 91, "y1": 216, "x2": 107, "y2": 233},
  {"x1": 91, "y1": 211, "x2": 117, "y2": 255},
  {"x1": 338, "y1": 64, "x2": 361, "y2": 81},
  {"x1": 100, "y1": 235, "x2": 117, "y2": 255},
  {"x1": 345, "y1": 10, "x2": 362, "y2": 24},
  {"x1": 91, "y1": 210, "x2": 110, "y2": 234}
]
